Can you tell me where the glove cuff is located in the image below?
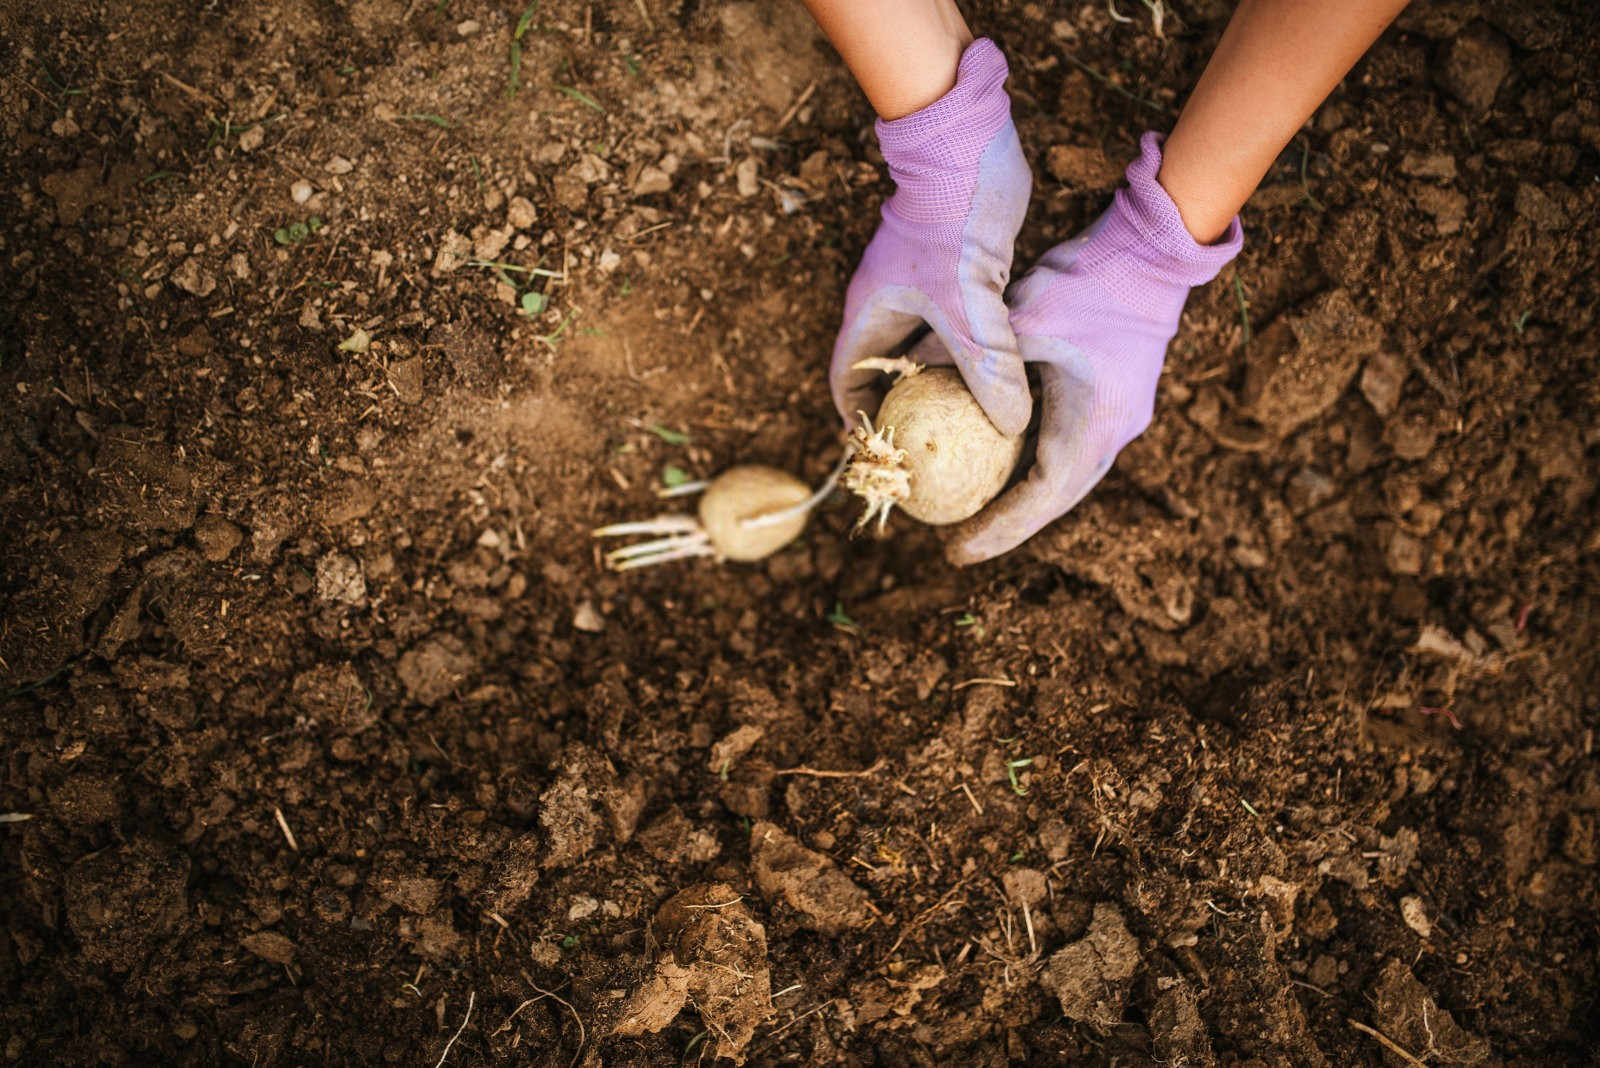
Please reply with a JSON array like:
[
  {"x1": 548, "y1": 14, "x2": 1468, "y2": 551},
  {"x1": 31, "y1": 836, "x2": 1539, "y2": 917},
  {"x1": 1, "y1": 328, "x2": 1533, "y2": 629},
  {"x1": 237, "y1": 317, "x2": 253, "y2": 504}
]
[
  {"x1": 874, "y1": 38, "x2": 1012, "y2": 175},
  {"x1": 1112, "y1": 131, "x2": 1243, "y2": 286}
]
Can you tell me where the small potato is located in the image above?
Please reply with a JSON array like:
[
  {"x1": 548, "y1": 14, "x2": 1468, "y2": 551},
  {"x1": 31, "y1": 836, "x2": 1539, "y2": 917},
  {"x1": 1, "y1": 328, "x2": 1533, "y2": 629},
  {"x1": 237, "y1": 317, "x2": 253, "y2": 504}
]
[{"x1": 698, "y1": 465, "x2": 811, "y2": 561}]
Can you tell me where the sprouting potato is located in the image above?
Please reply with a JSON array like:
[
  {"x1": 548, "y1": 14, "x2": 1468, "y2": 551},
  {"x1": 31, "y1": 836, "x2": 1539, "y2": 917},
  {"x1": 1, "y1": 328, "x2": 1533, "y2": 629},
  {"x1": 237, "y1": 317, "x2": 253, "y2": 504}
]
[
  {"x1": 844, "y1": 363, "x2": 1023, "y2": 533},
  {"x1": 593, "y1": 464, "x2": 815, "y2": 569}
]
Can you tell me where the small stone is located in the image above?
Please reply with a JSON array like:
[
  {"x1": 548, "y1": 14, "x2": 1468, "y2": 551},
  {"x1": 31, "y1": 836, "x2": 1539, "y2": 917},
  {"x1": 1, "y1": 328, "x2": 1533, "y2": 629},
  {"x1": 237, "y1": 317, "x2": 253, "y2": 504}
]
[
  {"x1": 735, "y1": 157, "x2": 760, "y2": 198},
  {"x1": 315, "y1": 552, "x2": 366, "y2": 605},
  {"x1": 229, "y1": 252, "x2": 251, "y2": 280},
  {"x1": 291, "y1": 179, "x2": 313, "y2": 204},
  {"x1": 431, "y1": 230, "x2": 471, "y2": 276},
  {"x1": 634, "y1": 165, "x2": 673, "y2": 196},
  {"x1": 597, "y1": 248, "x2": 622, "y2": 274},
  {"x1": 1436, "y1": 24, "x2": 1511, "y2": 113},
  {"x1": 506, "y1": 195, "x2": 537, "y2": 229},
  {"x1": 170, "y1": 257, "x2": 216, "y2": 297},
  {"x1": 238, "y1": 124, "x2": 264, "y2": 152},
  {"x1": 51, "y1": 115, "x2": 80, "y2": 138},
  {"x1": 567, "y1": 894, "x2": 600, "y2": 920},
  {"x1": 455, "y1": 18, "x2": 480, "y2": 35},
  {"x1": 573, "y1": 600, "x2": 605, "y2": 633},
  {"x1": 1359, "y1": 350, "x2": 1408, "y2": 417},
  {"x1": 325, "y1": 155, "x2": 354, "y2": 175}
]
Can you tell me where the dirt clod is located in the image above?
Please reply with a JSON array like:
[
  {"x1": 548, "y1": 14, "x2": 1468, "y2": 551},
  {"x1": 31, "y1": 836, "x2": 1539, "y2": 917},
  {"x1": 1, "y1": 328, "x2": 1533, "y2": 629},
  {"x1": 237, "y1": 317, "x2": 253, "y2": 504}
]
[
  {"x1": 1038, "y1": 902, "x2": 1140, "y2": 1032},
  {"x1": 611, "y1": 882, "x2": 773, "y2": 1063},
  {"x1": 1370, "y1": 959, "x2": 1491, "y2": 1065},
  {"x1": 750, "y1": 821, "x2": 873, "y2": 935}
]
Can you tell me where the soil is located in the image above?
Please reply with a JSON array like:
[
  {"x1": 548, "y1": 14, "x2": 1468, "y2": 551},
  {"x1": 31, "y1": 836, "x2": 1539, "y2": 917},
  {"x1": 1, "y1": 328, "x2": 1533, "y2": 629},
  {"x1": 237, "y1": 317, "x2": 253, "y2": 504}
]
[{"x1": 3, "y1": 0, "x2": 1598, "y2": 1064}]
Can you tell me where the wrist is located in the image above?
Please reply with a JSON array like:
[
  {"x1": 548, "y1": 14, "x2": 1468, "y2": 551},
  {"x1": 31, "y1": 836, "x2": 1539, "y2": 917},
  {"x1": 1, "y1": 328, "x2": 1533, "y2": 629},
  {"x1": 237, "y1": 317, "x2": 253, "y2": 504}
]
[
  {"x1": 875, "y1": 38, "x2": 1013, "y2": 174},
  {"x1": 1110, "y1": 132, "x2": 1242, "y2": 285}
]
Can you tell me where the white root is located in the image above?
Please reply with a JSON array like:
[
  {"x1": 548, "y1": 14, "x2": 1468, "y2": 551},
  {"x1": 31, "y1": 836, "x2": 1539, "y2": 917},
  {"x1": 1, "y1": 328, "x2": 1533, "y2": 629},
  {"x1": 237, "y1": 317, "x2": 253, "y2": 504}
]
[
  {"x1": 739, "y1": 448, "x2": 852, "y2": 531},
  {"x1": 849, "y1": 355, "x2": 924, "y2": 380},
  {"x1": 841, "y1": 411, "x2": 911, "y2": 535},
  {"x1": 591, "y1": 515, "x2": 701, "y2": 538}
]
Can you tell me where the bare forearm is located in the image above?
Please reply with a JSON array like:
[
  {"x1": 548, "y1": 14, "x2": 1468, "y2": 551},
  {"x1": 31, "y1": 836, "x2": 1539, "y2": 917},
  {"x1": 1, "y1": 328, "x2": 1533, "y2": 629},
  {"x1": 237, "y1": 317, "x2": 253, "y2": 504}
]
[
  {"x1": 800, "y1": 0, "x2": 973, "y2": 119},
  {"x1": 1159, "y1": 0, "x2": 1411, "y2": 243}
]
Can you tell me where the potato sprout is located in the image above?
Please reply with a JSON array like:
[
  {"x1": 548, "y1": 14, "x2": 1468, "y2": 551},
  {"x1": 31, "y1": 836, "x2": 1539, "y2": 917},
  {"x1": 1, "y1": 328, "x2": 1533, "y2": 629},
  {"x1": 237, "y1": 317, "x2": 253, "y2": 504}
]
[{"x1": 594, "y1": 462, "x2": 844, "y2": 570}]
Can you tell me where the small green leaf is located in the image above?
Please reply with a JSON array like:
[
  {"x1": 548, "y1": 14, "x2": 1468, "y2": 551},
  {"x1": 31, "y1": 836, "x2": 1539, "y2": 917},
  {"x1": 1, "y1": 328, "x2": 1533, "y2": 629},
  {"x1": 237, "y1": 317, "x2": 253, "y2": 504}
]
[
  {"x1": 662, "y1": 464, "x2": 690, "y2": 487},
  {"x1": 273, "y1": 227, "x2": 292, "y2": 245},
  {"x1": 514, "y1": 1, "x2": 539, "y2": 39},
  {"x1": 519, "y1": 290, "x2": 546, "y2": 316},
  {"x1": 954, "y1": 613, "x2": 978, "y2": 628},
  {"x1": 553, "y1": 84, "x2": 605, "y2": 113},
  {"x1": 506, "y1": 40, "x2": 522, "y2": 97},
  {"x1": 560, "y1": 934, "x2": 579, "y2": 949},
  {"x1": 286, "y1": 221, "x2": 309, "y2": 243},
  {"x1": 307, "y1": 215, "x2": 324, "y2": 232},
  {"x1": 1006, "y1": 757, "x2": 1034, "y2": 797},
  {"x1": 400, "y1": 112, "x2": 452, "y2": 129},
  {"x1": 825, "y1": 601, "x2": 858, "y2": 634},
  {"x1": 646, "y1": 424, "x2": 690, "y2": 445}
]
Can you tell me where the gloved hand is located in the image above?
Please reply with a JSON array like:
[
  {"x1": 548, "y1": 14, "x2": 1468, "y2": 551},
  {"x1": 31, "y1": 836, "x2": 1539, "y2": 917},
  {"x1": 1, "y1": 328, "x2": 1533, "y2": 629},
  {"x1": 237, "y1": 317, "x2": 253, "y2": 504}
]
[
  {"x1": 829, "y1": 37, "x2": 1033, "y2": 438},
  {"x1": 941, "y1": 131, "x2": 1244, "y2": 565}
]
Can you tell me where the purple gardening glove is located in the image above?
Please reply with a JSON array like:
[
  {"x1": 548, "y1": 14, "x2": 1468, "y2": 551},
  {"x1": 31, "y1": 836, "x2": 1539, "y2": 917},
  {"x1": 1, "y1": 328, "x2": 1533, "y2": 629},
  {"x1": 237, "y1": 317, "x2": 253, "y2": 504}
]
[
  {"x1": 829, "y1": 38, "x2": 1033, "y2": 438},
  {"x1": 939, "y1": 131, "x2": 1244, "y2": 564}
]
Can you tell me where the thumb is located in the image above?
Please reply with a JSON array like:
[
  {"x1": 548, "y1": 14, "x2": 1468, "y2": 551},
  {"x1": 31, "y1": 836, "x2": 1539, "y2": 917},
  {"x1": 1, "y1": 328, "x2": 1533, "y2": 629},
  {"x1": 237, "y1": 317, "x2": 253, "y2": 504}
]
[{"x1": 932, "y1": 292, "x2": 1032, "y2": 437}]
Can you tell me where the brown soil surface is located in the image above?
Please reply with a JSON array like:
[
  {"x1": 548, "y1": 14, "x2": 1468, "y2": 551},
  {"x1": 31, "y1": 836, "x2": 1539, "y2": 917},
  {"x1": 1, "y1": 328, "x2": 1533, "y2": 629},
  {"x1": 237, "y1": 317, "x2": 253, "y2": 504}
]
[{"x1": 3, "y1": 1, "x2": 1598, "y2": 1064}]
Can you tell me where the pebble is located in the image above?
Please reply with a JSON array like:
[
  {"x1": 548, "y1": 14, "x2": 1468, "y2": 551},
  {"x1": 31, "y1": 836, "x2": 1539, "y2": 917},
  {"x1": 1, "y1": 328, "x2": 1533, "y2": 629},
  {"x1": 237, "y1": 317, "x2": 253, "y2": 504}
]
[
  {"x1": 315, "y1": 552, "x2": 367, "y2": 605},
  {"x1": 506, "y1": 195, "x2": 537, "y2": 229},
  {"x1": 634, "y1": 165, "x2": 672, "y2": 196},
  {"x1": 291, "y1": 179, "x2": 313, "y2": 204},
  {"x1": 455, "y1": 18, "x2": 480, "y2": 35},
  {"x1": 573, "y1": 600, "x2": 605, "y2": 633},
  {"x1": 735, "y1": 157, "x2": 760, "y2": 198},
  {"x1": 238, "y1": 124, "x2": 264, "y2": 152},
  {"x1": 325, "y1": 155, "x2": 354, "y2": 175},
  {"x1": 1400, "y1": 895, "x2": 1432, "y2": 938}
]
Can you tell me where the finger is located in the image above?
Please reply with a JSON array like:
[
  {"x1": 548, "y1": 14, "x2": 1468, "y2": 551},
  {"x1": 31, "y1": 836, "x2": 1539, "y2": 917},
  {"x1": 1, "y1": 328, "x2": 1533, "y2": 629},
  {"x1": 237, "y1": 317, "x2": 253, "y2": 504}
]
[
  {"x1": 829, "y1": 299, "x2": 927, "y2": 428},
  {"x1": 943, "y1": 367, "x2": 1111, "y2": 565},
  {"x1": 931, "y1": 291, "x2": 1032, "y2": 437}
]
